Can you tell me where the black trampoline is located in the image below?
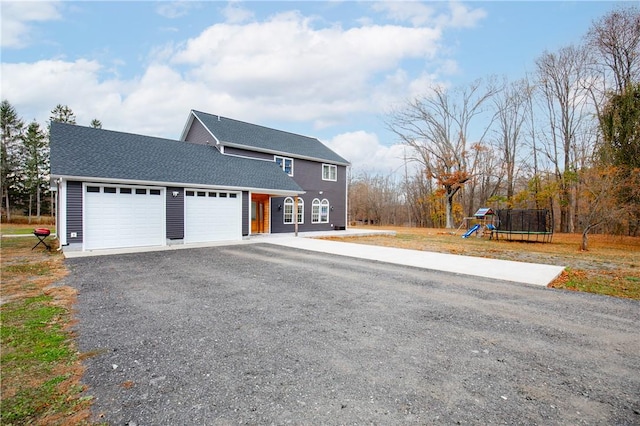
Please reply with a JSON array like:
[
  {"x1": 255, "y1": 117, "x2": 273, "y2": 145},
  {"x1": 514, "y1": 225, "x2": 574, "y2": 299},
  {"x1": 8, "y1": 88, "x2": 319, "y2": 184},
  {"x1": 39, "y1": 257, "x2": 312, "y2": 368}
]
[{"x1": 492, "y1": 209, "x2": 553, "y2": 243}]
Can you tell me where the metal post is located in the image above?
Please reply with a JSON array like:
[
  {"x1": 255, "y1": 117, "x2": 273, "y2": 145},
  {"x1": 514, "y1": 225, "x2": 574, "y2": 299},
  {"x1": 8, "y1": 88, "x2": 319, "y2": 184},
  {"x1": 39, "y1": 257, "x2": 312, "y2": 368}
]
[{"x1": 294, "y1": 196, "x2": 299, "y2": 237}]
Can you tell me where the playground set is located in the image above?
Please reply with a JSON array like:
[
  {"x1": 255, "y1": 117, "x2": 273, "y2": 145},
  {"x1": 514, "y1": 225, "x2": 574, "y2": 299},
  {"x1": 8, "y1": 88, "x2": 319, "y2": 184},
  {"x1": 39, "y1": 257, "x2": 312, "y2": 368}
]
[{"x1": 457, "y1": 208, "x2": 554, "y2": 243}]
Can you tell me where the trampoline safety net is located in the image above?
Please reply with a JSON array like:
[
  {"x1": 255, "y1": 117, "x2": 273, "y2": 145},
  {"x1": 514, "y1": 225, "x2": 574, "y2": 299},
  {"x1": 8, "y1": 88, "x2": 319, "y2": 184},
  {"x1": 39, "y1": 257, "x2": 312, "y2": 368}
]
[{"x1": 494, "y1": 209, "x2": 553, "y2": 242}]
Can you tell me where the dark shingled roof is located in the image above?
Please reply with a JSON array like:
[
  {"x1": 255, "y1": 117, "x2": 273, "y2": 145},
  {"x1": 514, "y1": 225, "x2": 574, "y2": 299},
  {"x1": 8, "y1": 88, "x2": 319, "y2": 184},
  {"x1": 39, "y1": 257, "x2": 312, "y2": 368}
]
[
  {"x1": 50, "y1": 122, "x2": 303, "y2": 193},
  {"x1": 191, "y1": 110, "x2": 350, "y2": 165}
]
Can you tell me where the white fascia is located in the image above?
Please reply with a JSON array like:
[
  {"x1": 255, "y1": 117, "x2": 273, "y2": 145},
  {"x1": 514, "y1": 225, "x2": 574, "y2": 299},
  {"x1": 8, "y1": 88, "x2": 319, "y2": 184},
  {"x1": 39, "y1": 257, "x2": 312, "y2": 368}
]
[{"x1": 53, "y1": 175, "x2": 304, "y2": 197}]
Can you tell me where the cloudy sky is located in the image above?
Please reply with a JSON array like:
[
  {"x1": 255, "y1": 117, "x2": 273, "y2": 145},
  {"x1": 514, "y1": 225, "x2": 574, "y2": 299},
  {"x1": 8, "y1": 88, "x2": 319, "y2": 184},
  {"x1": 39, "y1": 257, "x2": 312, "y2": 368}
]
[{"x1": 0, "y1": 1, "x2": 624, "y2": 175}]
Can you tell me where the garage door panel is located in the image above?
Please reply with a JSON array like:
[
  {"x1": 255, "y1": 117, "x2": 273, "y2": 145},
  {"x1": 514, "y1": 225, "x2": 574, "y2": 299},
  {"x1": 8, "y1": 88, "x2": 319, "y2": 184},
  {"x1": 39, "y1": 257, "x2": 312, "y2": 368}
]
[
  {"x1": 84, "y1": 185, "x2": 165, "y2": 250},
  {"x1": 184, "y1": 191, "x2": 241, "y2": 243}
]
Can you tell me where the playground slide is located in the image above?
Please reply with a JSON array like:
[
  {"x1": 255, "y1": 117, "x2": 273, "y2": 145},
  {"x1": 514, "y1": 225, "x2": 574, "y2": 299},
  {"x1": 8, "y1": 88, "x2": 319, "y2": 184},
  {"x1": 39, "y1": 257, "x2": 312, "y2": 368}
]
[{"x1": 462, "y1": 224, "x2": 482, "y2": 239}]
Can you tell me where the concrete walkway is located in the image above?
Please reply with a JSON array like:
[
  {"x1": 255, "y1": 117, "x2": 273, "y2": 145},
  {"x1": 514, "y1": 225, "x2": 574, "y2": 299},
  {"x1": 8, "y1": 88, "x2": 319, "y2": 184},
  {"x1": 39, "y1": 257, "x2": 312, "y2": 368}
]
[
  {"x1": 264, "y1": 234, "x2": 564, "y2": 286},
  {"x1": 62, "y1": 229, "x2": 564, "y2": 287}
]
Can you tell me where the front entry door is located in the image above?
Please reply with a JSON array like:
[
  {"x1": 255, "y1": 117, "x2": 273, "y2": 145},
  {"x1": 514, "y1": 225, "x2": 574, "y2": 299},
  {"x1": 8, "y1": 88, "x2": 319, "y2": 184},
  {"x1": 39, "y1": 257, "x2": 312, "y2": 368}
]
[{"x1": 251, "y1": 195, "x2": 269, "y2": 233}]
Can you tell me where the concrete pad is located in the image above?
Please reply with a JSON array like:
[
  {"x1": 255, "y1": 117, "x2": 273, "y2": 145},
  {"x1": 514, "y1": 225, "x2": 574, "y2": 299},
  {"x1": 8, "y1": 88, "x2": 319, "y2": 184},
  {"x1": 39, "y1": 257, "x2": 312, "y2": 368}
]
[
  {"x1": 60, "y1": 228, "x2": 565, "y2": 286},
  {"x1": 266, "y1": 236, "x2": 565, "y2": 287}
]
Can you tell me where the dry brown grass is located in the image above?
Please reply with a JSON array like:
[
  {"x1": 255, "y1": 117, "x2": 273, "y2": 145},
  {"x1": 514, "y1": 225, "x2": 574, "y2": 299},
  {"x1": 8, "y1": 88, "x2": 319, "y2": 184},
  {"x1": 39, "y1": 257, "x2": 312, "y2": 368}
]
[{"x1": 326, "y1": 226, "x2": 640, "y2": 299}]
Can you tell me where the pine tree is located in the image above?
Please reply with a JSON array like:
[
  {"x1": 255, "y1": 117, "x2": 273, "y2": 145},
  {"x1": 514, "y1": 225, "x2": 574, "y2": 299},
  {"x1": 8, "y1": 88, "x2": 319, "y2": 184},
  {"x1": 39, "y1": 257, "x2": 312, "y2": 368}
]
[
  {"x1": 22, "y1": 121, "x2": 49, "y2": 221},
  {"x1": 1, "y1": 100, "x2": 25, "y2": 221},
  {"x1": 49, "y1": 104, "x2": 76, "y2": 124}
]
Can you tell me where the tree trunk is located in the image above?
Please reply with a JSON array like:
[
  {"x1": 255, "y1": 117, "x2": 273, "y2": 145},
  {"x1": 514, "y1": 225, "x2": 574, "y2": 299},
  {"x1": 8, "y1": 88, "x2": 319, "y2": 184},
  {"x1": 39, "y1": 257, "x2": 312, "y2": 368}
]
[
  {"x1": 36, "y1": 185, "x2": 41, "y2": 219},
  {"x1": 28, "y1": 193, "x2": 32, "y2": 224},
  {"x1": 445, "y1": 191, "x2": 454, "y2": 229},
  {"x1": 4, "y1": 192, "x2": 10, "y2": 222}
]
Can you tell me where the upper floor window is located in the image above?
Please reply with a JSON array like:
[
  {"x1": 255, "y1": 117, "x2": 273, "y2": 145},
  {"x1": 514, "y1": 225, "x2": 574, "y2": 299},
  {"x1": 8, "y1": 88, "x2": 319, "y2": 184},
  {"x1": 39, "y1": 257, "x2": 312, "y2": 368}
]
[
  {"x1": 322, "y1": 164, "x2": 337, "y2": 181},
  {"x1": 312, "y1": 198, "x2": 330, "y2": 223},
  {"x1": 283, "y1": 197, "x2": 303, "y2": 224},
  {"x1": 275, "y1": 156, "x2": 294, "y2": 176}
]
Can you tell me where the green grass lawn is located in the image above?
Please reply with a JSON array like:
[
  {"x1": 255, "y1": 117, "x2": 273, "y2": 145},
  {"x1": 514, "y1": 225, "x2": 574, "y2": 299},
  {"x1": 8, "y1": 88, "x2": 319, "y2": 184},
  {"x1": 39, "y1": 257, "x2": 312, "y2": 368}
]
[
  {"x1": 1, "y1": 237, "x2": 92, "y2": 425},
  {"x1": 1, "y1": 224, "x2": 53, "y2": 235}
]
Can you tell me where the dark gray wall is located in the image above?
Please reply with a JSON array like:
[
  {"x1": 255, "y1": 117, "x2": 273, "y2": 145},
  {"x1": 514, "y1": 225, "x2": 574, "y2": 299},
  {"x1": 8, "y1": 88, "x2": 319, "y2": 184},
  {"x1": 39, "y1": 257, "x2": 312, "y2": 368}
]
[
  {"x1": 166, "y1": 187, "x2": 184, "y2": 239},
  {"x1": 242, "y1": 191, "x2": 249, "y2": 236},
  {"x1": 224, "y1": 146, "x2": 272, "y2": 160},
  {"x1": 271, "y1": 161, "x2": 347, "y2": 233},
  {"x1": 184, "y1": 120, "x2": 216, "y2": 145},
  {"x1": 67, "y1": 180, "x2": 83, "y2": 243}
]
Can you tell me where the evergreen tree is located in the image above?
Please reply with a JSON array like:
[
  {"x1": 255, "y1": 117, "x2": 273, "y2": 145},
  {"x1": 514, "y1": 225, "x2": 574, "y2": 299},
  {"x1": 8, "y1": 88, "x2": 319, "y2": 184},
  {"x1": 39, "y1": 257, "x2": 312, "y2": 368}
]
[
  {"x1": 90, "y1": 118, "x2": 103, "y2": 129},
  {"x1": 599, "y1": 83, "x2": 640, "y2": 169},
  {"x1": 49, "y1": 104, "x2": 76, "y2": 124},
  {"x1": 0, "y1": 100, "x2": 25, "y2": 221},
  {"x1": 22, "y1": 121, "x2": 49, "y2": 221}
]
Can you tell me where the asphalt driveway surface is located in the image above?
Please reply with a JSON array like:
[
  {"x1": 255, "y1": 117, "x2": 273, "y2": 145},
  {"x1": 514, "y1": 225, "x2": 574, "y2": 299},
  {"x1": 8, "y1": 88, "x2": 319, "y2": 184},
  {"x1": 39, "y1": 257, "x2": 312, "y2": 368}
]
[{"x1": 64, "y1": 243, "x2": 640, "y2": 425}]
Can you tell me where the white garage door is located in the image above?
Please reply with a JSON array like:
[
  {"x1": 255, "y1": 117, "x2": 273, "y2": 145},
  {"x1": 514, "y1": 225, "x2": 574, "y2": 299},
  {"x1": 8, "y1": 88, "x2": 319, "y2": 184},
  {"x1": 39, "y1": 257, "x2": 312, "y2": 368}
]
[
  {"x1": 184, "y1": 190, "x2": 241, "y2": 243},
  {"x1": 84, "y1": 184, "x2": 165, "y2": 250}
]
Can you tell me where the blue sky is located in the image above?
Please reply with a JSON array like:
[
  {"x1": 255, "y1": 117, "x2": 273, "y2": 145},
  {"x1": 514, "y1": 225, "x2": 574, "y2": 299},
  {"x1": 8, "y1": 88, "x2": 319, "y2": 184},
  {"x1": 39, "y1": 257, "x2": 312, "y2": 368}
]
[{"x1": 0, "y1": 1, "x2": 627, "y2": 174}]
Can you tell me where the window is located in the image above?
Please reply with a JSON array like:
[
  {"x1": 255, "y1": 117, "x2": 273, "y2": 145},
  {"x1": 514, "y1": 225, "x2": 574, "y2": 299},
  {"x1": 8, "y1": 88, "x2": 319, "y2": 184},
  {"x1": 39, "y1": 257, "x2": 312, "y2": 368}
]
[
  {"x1": 296, "y1": 198, "x2": 304, "y2": 224},
  {"x1": 104, "y1": 187, "x2": 117, "y2": 194},
  {"x1": 275, "y1": 155, "x2": 294, "y2": 176},
  {"x1": 312, "y1": 199, "x2": 320, "y2": 223},
  {"x1": 150, "y1": 189, "x2": 161, "y2": 195},
  {"x1": 312, "y1": 198, "x2": 329, "y2": 223},
  {"x1": 320, "y1": 199, "x2": 329, "y2": 223},
  {"x1": 283, "y1": 197, "x2": 294, "y2": 224},
  {"x1": 322, "y1": 164, "x2": 337, "y2": 181},
  {"x1": 283, "y1": 197, "x2": 303, "y2": 224},
  {"x1": 120, "y1": 188, "x2": 132, "y2": 194},
  {"x1": 87, "y1": 186, "x2": 100, "y2": 193}
]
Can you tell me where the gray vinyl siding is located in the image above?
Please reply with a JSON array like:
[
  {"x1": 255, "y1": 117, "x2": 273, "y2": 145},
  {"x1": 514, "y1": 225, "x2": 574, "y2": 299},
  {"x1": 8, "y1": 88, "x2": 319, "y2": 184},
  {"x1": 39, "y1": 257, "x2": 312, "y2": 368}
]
[
  {"x1": 242, "y1": 191, "x2": 249, "y2": 236},
  {"x1": 224, "y1": 146, "x2": 272, "y2": 160},
  {"x1": 271, "y1": 161, "x2": 347, "y2": 233},
  {"x1": 183, "y1": 119, "x2": 216, "y2": 146},
  {"x1": 166, "y1": 187, "x2": 184, "y2": 239},
  {"x1": 67, "y1": 180, "x2": 83, "y2": 242}
]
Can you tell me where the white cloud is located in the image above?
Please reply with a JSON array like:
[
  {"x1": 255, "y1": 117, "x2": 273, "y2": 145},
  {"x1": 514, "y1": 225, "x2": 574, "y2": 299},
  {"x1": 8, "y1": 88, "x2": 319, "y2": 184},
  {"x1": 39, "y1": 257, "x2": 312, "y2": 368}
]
[
  {"x1": 372, "y1": 0, "x2": 486, "y2": 29},
  {"x1": 371, "y1": 1, "x2": 436, "y2": 27},
  {"x1": 444, "y1": 2, "x2": 487, "y2": 29},
  {"x1": 155, "y1": 1, "x2": 200, "y2": 19},
  {"x1": 0, "y1": 1, "x2": 62, "y2": 48},
  {"x1": 1, "y1": 59, "x2": 124, "y2": 126},
  {"x1": 169, "y1": 11, "x2": 441, "y2": 128},
  {"x1": 0, "y1": 1, "x2": 484, "y2": 170},
  {"x1": 222, "y1": 1, "x2": 255, "y2": 24},
  {"x1": 326, "y1": 130, "x2": 417, "y2": 175}
]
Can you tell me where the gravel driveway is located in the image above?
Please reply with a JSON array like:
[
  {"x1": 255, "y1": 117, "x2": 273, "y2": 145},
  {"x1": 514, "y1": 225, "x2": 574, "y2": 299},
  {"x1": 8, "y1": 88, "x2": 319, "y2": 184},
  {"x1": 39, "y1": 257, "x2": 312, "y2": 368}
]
[{"x1": 64, "y1": 243, "x2": 640, "y2": 425}]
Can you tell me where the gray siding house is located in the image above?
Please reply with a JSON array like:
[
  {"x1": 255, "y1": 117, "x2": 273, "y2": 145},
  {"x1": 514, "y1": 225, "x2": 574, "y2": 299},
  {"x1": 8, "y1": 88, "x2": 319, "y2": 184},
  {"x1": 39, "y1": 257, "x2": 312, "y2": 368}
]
[
  {"x1": 50, "y1": 112, "x2": 349, "y2": 252},
  {"x1": 181, "y1": 111, "x2": 350, "y2": 235}
]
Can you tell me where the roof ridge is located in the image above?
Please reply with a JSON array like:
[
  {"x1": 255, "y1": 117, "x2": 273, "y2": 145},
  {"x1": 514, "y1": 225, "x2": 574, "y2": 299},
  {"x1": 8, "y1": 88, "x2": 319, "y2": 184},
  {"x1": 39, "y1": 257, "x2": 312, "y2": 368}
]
[
  {"x1": 191, "y1": 110, "x2": 320, "y2": 141},
  {"x1": 52, "y1": 121, "x2": 206, "y2": 148}
]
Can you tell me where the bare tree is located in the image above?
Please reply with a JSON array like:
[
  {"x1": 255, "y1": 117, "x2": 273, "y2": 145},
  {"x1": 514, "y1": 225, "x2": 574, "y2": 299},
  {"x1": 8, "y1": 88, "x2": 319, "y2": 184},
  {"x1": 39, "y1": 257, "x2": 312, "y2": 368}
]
[
  {"x1": 388, "y1": 79, "x2": 498, "y2": 228},
  {"x1": 535, "y1": 45, "x2": 594, "y2": 233},
  {"x1": 586, "y1": 5, "x2": 640, "y2": 94},
  {"x1": 577, "y1": 166, "x2": 624, "y2": 250},
  {"x1": 492, "y1": 78, "x2": 532, "y2": 202}
]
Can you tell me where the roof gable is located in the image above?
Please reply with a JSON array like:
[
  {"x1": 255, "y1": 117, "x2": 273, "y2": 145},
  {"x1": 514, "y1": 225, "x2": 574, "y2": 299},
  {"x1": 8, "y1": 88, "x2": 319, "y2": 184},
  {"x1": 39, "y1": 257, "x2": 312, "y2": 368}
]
[
  {"x1": 50, "y1": 122, "x2": 303, "y2": 194},
  {"x1": 189, "y1": 110, "x2": 349, "y2": 165}
]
